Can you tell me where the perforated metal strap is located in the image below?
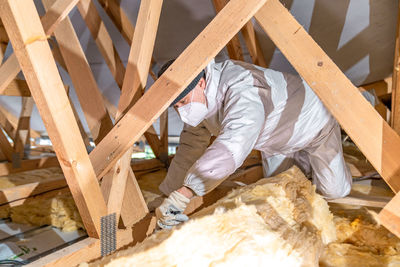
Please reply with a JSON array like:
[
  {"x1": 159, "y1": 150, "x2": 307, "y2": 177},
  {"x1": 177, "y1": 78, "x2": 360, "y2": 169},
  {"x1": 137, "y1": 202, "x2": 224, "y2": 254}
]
[{"x1": 100, "y1": 213, "x2": 116, "y2": 256}]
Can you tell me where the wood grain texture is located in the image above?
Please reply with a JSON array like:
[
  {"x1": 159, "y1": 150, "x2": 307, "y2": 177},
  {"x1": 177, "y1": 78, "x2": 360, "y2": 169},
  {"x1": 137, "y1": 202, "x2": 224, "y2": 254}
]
[
  {"x1": 254, "y1": 0, "x2": 400, "y2": 192},
  {"x1": 89, "y1": 0, "x2": 267, "y2": 179},
  {"x1": 0, "y1": 0, "x2": 80, "y2": 93},
  {"x1": 0, "y1": 0, "x2": 107, "y2": 237}
]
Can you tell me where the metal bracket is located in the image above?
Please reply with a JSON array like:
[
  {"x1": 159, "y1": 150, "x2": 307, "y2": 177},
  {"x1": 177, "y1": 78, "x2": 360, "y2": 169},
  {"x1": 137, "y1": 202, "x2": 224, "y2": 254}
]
[{"x1": 100, "y1": 213, "x2": 116, "y2": 257}]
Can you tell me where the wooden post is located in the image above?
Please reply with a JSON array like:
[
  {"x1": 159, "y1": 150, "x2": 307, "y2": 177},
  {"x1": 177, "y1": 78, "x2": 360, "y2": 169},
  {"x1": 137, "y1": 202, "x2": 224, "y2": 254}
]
[
  {"x1": 0, "y1": 126, "x2": 13, "y2": 161},
  {"x1": 0, "y1": 18, "x2": 8, "y2": 62},
  {"x1": 241, "y1": 20, "x2": 267, "y2": 67},
  {"x1": 0, "y1": 104, "x2": 40, "y2": 139},
  {"x1": 0, "y1": 0, "x2": 80, "y2": 92},
  {"x1": 97, "y1": 0, "x2": 134, "y2": 44},
  {"x1": 391, "y1": 2, "x2": 400, "y2": 134},
  {"x1": 89, "y1": 0, "x2": 268, "y2": 179},
  {"x1": 42, "y1": 0, "x2": 114, "y2": 144},
  {"x1": 211, "y1": 0, "x2": 244, "y2": 60},
  {"x1": 379, "y1": 192, "x2": 400, "y2": 238},
  {"x1": 159, "y1": 110, "x2": 168, "y2": 162},
  {"x1": 0, "y1": 0, "x2": 107, "y2": 238},
  {"x1": 102, "y1": 0, "x2": 163, "y2": 225},
  {"x1": 77, "y1": 0, "x2": 125, "y2": 88},
  {"x1": 254, "y1": 0, "x2": 400, "y2": 192},
  {"x1": 13, "y1": 97, "x2": 34, "y2": 157}
]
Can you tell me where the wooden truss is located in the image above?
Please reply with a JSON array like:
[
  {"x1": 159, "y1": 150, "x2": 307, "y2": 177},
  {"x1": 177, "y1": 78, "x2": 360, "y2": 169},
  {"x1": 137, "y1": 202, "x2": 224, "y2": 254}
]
[{"x1": 0, "y1": 0, "x2": 400, "y2": 265}]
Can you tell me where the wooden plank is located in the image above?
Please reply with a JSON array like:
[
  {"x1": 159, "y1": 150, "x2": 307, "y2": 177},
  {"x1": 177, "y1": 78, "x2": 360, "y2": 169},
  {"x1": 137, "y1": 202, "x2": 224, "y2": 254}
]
[
  {"x1": 392, "y1": 2, "x2": 400, "y2": 135},
  {"x1": 77, "y1": 0, "x2": 125, "y2": 88},
  {"x1": 0, "y1": 178, "x2": 67, "y2": 206},
  {"x1": 103, "y1": 0, "x2": 163, "y2": 224},
  {"x1": 116, "y1": 0, "x2": 162, "y2": 118},
  {"x1": 89, "y1": 0, "x2": 267, "y2": 179},
  {"x1": 68, "y1": 95, "x2": 92, "y2": 149},
  {"x1": 0, "y1": 127, "x2": 13, "y2": 161},
  {"x1": 1, "y1": 186, "x2": 70, "y2": 208},
  {"x1": 0, "y1": 157, "x2": 162, "y2": 209},
  {"x1": 0, "y1": 108, "x2": 16, "y2": 141},
  {"x1": 43, "y1": 0, "x2": 113, "y2": 144},
  {"x1": 0, "y1": 105, "x2": 40, "y2": 139},
  {"x1": 159, "y1": 110, "x2": 168, "y2": 162},
  {"x1": 0, "y1": 0, "x2": 80, "y2": 93},
  {"x1": 97, "y1": 0, "x2": 134, "y2": 44},
  {"x1": 254, "y1": 0, "x2": 400, "y2": 192},
  {"x1": 0, "y1": 0, "x2": 107, "y2": 237},
  {"x1": 0, "y1": 79, "x2": 31, "y2": 96},
  {"x1": 27, "y1": 215, "x2": 156, "y2": 267},
  {"x1": 0, "y1": 20, "x2": 8, "y2": 62},
  {"x1": 241, "y1": 20, "x2": 267, "y2": 67},
  {"x1": 328, "y1": 195, "x2": 390, "y2": 208},
  {"x1": 0, "y1": 156, "x2": 59, "y2": 176},
  {"x1": 379, "y1": 193, "x2": 400, "y2": 238},
  {"x1": 13, "y1": 97, "x2": 34, "y2": 157},
  {"x1": 212, "y1": 0, "x2": 244, "y2": 60}
]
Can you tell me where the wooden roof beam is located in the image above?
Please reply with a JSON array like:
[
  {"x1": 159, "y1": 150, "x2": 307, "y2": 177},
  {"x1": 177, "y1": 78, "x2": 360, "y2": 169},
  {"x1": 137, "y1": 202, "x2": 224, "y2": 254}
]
[
  {"x1": 88, "y1": 0, "x2": 268, "y2": 179},
  {"x1": 254, "y1": 0, "x2": 400, "y2": 193},
  {"x1": 0, "y1": 0, "x2": 80, "y2": 94},
  {"x1": 101, "y1": 0, "x2": 163, "y2": 225},
  {"x1": 0, "y1": 0, "x2": 107, "y2": 238},
  {"x1": 42, "y1": 0, "x2": 114, "y2": 144}
]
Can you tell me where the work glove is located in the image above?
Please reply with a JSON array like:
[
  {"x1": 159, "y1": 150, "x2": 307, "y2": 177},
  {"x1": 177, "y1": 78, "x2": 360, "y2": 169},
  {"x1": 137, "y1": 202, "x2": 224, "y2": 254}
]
[{"x1": 155, "y1": 191, "x2": 190, "y2": 230}]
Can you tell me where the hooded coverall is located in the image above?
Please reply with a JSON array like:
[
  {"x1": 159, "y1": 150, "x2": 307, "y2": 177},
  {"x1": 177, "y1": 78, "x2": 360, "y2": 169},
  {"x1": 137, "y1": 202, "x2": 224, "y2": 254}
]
[{"x1": 159, "y1": 60, "x2": 352, "y2": 199}]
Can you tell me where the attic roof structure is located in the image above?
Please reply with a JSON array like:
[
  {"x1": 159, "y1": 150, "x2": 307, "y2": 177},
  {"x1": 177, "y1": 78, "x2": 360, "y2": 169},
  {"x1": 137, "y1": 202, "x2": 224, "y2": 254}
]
[{"x1": 0, "y1": 0, "x2": 399, "y2": 265}]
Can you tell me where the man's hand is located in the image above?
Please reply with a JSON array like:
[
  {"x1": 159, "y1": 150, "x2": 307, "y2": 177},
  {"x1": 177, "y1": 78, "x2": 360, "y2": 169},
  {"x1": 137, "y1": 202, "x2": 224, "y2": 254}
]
[{"x1": 155, "y1": 191, "x2": 190, "y2": 230}]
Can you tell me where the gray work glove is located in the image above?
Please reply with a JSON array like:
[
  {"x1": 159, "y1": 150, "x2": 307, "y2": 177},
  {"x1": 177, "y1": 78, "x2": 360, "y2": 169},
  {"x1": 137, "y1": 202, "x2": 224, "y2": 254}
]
[{"x1": 155, "y1": 191, "x2": 190, "y2": 230}]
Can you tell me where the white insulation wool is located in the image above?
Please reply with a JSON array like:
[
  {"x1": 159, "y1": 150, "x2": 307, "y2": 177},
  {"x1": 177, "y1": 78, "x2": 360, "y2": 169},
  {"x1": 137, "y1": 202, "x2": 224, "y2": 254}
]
[{"x1": 88, "y1": 166, "x2": 336, "y2": 267}]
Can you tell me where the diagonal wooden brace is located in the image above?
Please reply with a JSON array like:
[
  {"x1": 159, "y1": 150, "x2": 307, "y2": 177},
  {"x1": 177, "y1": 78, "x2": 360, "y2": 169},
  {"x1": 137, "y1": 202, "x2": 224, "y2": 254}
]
[
  {"x1": 0, "y1": 0, "x2": 80, "y2": 93},
  {"x1": 254, "y1": 0, "x2": 400, "y2": 192},
  {"x1": 0, "y1": 0, "x2": 107, "y2": 238},
  {"x1": 89, "y1": 0, "x2": 269, "y2": 179}
]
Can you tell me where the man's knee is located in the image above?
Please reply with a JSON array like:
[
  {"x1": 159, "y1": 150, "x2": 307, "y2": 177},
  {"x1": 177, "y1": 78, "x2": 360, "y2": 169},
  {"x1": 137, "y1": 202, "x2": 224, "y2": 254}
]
[{"x1": 319, "y1": 183, "x2": 351, "y2": 199}]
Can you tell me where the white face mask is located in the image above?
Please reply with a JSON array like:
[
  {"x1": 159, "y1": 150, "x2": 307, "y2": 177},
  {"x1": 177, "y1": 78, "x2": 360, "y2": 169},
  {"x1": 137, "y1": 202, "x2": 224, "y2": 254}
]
[
  {"x1": 178, "y1": 102, "x2": 208, "y2": 127},
  {"x1": 177, "y1": 90, "x2": 208, "y2": 127}
]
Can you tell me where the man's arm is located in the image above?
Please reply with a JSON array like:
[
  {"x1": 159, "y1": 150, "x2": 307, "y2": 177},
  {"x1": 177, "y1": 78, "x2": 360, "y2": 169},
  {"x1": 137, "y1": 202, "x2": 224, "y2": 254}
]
[
  {"x1": 182, "y1": 85, "x2": 265, "y2": 196},
  {"x1": 159, "y1": 122, "x2": 211, "y2": 196}
]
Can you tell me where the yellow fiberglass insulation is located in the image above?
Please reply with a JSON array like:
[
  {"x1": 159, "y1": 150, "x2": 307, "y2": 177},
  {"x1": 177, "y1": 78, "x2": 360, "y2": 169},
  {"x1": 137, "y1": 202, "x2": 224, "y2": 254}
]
[
  {"x1": 0, "y1": 168, "x2": 166, "y2": 231},
  {"x1": 320, "y1": 204, "x2": 400, "y2": 266},
  {"x1": 87, "y1": 166, "x2": 336, "y2": 267},
  {"x1": 0, "y1": 191, "x2": 84, "y2": 232}
]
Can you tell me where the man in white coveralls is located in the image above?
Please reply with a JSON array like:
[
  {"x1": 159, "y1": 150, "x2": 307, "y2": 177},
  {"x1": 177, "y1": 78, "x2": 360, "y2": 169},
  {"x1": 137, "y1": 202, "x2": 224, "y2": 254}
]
[{"x1": 155, "y1": 59, "x2": 352, "y2": 229}]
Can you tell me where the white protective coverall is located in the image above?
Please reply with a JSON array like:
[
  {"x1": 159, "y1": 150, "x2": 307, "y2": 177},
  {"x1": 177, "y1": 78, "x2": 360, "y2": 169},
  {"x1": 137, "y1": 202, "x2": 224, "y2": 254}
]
[{"x1": 159, "y1": 60, "x2": 352, "y2": 199}]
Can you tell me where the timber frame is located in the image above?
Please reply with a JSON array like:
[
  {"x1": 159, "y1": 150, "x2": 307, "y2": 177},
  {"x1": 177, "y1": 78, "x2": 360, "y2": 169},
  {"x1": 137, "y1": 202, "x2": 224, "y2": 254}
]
[{"x1": 0, "y1": 0, "x2": 399, "y2": 265}]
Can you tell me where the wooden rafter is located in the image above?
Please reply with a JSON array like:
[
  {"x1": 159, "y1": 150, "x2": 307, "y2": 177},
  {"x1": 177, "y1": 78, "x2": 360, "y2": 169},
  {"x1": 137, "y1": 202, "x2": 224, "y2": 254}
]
[
  {"x1": 77, "y1": 0, "x2": 125, "y2": 88},
  {"x1": 251, "y1": 0, "x2": 400, "y2": 239},
  {"x1": 13, "y1": 97, "x2": 34, "y2": 157},
  {"x1": 0, "y1": 79, "x2": 31, "y2": 97},
  {"x1": 392, "y1": 2, "x2": 400, "y2": 134},
  {"x1": 101, "y1": 0, "x2": 163, "y2": 225},
  {"x1": 43, "y1": 0, "x2": 114, "y2": 144},
  {"x1": 89, "y1": 0, "x2": 268, "y2": 179},
  {"x1": 254, "y1": 0, "x2": 400, "y2": 192},
  {"x1": 0, "y1": 127, "x2": 13, "y2": 161},
  {"x1": 241, "y1": 20, "x2": 267, "y2": 67},
  {"x1": 0, "y1": 0, "x2": 80, "y2": 93},
  {"x1": 0, "y1": 0, "x2": 107, "y2": 238},
  {"x1": 97, "y1": 0, "x2": 134, "y2": 44},
  {"x1": 211, "y1": 0, "x2": 244, "y2": 61}
]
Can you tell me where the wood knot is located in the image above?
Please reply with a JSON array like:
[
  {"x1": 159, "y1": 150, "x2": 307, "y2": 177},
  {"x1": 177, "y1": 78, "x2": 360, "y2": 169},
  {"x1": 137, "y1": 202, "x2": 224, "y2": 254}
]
[{"x1": 317, "y1": 61, "x2": 323, "y2": 67}]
